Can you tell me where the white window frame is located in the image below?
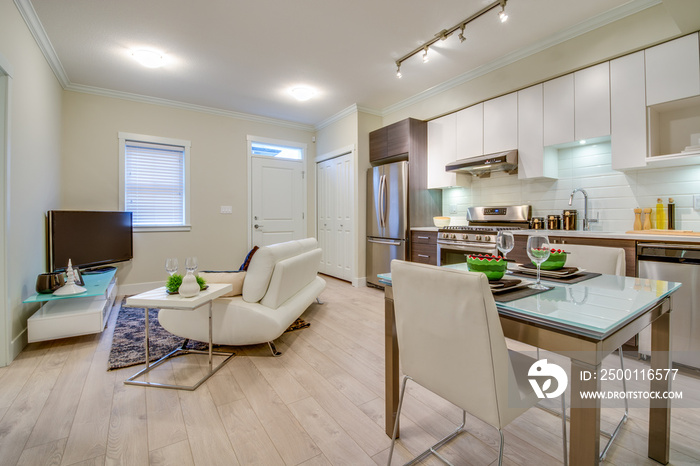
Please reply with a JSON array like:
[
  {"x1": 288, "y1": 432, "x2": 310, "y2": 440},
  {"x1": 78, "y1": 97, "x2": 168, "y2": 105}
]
[{"x1": 118, "y1": 132, "x2": 191, "y2": 232}]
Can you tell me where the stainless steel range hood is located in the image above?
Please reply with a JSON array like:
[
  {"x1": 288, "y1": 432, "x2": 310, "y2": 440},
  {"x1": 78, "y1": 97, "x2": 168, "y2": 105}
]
[{"x1": 445, "y1": 150, "x2": 518, "y2": 178}]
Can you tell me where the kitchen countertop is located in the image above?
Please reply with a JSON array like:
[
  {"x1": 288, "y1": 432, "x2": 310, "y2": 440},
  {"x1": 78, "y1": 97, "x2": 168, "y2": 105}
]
[{"x1": 512, "y1": 229, "x2": 700, "y2": 243}]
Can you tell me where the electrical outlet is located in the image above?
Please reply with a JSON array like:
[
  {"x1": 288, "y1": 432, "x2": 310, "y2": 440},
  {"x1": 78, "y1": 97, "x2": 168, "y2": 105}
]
[
  {"x1": 220, "y1": 206, "x2": 233, "y2": 214},
  {"x1": 449, "y1": 204, "x2": 458, "y2": 214},
  {"x1": 694, "y1": 194, "x2": 700, "y2": 211}
]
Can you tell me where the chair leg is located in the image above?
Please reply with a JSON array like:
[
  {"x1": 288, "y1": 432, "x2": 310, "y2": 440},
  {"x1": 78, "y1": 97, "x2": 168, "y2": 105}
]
[
  {"x1": 498, "y1": 429, "x2": 505, "y2": 466},
  {"x1": 316, "y1": 297, "x2": 324, "y2": 304},
  {"x1": 267, "y1": 341, "x2": 282, "y2": 357},
  {"x1": 180, "y1": 338, "x2": 189, "y2": 350}
]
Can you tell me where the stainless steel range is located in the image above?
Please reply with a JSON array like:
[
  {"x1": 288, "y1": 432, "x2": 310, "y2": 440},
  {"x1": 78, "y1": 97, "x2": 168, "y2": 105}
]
[{"x1": 437, "y1": 205, "x2": 532, "y2": 265}]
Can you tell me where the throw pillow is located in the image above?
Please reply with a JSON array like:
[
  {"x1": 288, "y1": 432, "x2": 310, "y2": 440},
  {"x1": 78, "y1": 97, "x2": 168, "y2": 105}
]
[
  {"x1": 198, "y1": 271, "x2": 246, "y2": 297},
  {"x1": 239, "y1": 246, "x2": 259, "y2": 271}
]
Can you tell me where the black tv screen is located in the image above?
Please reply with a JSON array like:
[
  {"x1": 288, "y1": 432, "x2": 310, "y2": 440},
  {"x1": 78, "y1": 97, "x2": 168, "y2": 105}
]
[{"x1": 49, "y1": 210, "x2": 133, "y2": 271}]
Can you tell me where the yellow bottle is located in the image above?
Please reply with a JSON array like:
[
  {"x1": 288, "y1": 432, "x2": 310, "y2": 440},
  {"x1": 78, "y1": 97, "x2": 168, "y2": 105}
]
[{"x1": 655, "y1": 198, "x2": 666, "y2": 230}]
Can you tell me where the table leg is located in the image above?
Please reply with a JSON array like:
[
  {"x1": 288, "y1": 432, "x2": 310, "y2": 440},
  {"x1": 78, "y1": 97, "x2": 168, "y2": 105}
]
[
  {"x1": 385, "y1": 287, "x2": 399, "y2": 438},
  {"x1": 145, "y1": 306, "x2": 151, "y2": 367},
  {"x1": 569, "y1": 359, "x2": 601, "y2": 466},
  {"x1": 208, "y1": 301, "x2": 213, "y2": 372},
  {"x1": 649, "y1": 308, "x2": 671, "y2": 464}
]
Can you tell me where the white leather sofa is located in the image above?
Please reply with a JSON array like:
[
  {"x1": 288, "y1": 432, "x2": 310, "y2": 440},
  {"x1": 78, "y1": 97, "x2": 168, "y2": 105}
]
[{"x1": 159, "y1": 238, "x2": 326, "y2": 355}]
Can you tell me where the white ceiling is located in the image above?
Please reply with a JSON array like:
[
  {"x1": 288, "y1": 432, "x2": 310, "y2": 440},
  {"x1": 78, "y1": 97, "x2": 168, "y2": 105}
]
[{"x1": 26, "y1": 0, "x2": 654, "y2": 127}]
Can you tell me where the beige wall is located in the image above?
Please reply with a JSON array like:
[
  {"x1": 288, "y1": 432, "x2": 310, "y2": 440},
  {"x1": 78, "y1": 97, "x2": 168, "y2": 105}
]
[
  {"x1": 0, "y1": 0, "x2": 64, "y2": 361},
  {"x1": 383, "y1": 4, "x2": 690, "y2": 124},
  {"x1": 61, "y1": 91, "x2": 315, "y2": 288}
]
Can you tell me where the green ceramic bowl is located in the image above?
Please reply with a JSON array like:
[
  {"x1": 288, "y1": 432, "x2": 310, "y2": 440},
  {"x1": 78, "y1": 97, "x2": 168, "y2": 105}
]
[
  {"x1": 535, "y1": 249, "x2": 567, "y2": 270},
  {"x1": 467, "y1": 254, "x2": 507, "y2": 280}
]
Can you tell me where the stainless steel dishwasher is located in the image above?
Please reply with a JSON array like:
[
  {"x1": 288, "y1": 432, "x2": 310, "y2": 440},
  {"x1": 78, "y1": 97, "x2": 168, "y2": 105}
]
[{"x1": 638, "y1": 243, "x2": 700, "y2": 370}]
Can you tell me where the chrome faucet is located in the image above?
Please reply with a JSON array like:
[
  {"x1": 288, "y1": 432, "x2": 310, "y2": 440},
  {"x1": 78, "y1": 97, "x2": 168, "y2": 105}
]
[{"x1": 569, "y1": 188, "x2": 599, "y2": 231}]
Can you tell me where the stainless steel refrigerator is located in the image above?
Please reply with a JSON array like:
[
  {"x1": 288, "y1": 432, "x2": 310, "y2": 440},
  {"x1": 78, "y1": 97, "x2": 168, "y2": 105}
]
[{"x1": 366, "y1": 161, "x2": 408, "y2": 287}]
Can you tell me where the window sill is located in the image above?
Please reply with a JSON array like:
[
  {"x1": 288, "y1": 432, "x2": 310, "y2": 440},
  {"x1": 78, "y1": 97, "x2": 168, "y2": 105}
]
[{"x1": 134, "y1": 225, "x2": 192, "y2": 233}]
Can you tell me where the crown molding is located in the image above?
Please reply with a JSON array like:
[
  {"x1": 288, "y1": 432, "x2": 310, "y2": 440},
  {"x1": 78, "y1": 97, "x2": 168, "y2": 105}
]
[
  {"x1": 382, "y1": 0, "x2": 662, "y2": 117},
  {"x1": 314, "y1": 104, "x2": 382, "y2": 131},
  {"x1": 65, "y1": 83, "x2": 316, "y2": 132},
  {"x1": 13, "y1": 0, "x2": 70, "y2": 87}
]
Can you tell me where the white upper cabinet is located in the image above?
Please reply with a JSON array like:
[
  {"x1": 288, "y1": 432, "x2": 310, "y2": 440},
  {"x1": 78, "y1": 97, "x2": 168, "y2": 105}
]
[
  {"x1": 518, "y1": 84, "x2": 557, "y2": 179},
  {"x1": 483, "y1": 93, "x2": 518, "y2": 154},
  {"x1": 427, "y1": 113, "x2": 460, "y2": 188},
  {"x1": 611, "y1": 51, "x2": 647, "y2": 170},
  {"x1": 574, "y1": 62, "x2": 611, "y2": 140},
  {"x1": 455, "y1": 103, "x2": 483, "y2": 159},
  {"x1": 543, "y1": 74, "x2": 575, "y2": 146},
  {"x1": 645, "y1": 33, "x2": 700, "y2": 106}
]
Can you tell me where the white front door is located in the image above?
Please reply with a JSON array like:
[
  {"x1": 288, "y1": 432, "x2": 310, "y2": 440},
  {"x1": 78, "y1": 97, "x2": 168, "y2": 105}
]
[{"x1": 251, "y1": 156, "x2": 305, "y2": 247}]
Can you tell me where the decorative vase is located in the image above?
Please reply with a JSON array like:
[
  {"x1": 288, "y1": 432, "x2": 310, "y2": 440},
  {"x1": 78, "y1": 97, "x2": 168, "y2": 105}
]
[{"x1": 178, "y1": 271, "x2": 200, "y2": 297}]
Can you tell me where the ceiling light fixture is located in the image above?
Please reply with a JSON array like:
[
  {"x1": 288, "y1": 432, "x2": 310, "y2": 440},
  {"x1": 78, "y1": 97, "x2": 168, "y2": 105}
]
[
  {"x1": 289, "y1": 86, "x2": 316, "y2": 101},
  {"x1": 131, "y1": 49, "x2": 164, "y2": 68},
  {"x1": 394, "y1": 0, "x2": 509, "y2": 77}
]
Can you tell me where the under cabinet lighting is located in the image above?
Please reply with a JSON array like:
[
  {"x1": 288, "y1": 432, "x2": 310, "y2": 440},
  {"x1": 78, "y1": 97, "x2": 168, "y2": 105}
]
[{"x1": 394, "y1": 0, "x2": 509, "y2": 77}]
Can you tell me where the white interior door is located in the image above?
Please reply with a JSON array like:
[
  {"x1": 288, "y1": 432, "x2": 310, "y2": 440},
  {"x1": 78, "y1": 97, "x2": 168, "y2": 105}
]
[
  {"x1": 316, "y1": 152, "x2": 353, "y2": 281},
  {"x1": 251, "y1": 156, "x2": 305, "y2": 247}
]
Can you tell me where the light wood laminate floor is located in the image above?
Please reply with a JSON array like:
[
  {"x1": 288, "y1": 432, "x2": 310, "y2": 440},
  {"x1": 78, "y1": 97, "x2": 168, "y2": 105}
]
[{"x1": 1, "y1": 276, "x2": 699, "y2": 465}]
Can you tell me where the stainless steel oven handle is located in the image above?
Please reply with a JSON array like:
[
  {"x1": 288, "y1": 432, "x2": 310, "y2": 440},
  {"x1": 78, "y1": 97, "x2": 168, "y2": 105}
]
[
  {"x1": 437, "y1": 242, "x2": 497, "y2": 254},
  {"x1": 368, "y1": 238, "x2": 402, "y2": 246}
]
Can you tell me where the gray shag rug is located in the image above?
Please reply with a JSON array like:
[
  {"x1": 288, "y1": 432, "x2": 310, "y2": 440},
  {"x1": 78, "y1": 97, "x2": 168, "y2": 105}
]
[{"x1": 107, "y1": 299, "x2": 310, "y2": 371}]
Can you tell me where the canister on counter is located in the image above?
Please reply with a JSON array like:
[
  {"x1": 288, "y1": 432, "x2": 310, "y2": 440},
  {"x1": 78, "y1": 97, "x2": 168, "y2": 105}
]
[
  {"x1": 563, "y1": 209, "x2": 578, "y2": 230},
  {"x1": 547, "y1": 214, "x2": 561, "y2": 230},
  {"x1": 531, "y1": 217, "x2": 545, "y2": 230}
]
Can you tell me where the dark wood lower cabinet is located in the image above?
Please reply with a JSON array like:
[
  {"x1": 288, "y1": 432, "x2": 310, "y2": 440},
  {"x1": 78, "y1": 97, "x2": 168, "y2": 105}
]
[{"x1": 410, "y1": 231, "x2": 437, "y2": 265}]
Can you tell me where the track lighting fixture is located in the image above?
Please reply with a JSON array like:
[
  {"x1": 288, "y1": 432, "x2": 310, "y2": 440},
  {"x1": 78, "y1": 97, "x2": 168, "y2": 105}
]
[
  {"x1": 458, "y1": 24, "x2": 466, "y2": 43},
  {"x1": 394, "y1": 0, "x2": 509, "y2": 77}
]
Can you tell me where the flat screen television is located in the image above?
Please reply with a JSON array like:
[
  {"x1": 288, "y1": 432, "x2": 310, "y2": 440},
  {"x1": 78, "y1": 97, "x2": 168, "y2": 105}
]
[{"x1": 48, "y1": 210, "x2": 133, "y2": 272}]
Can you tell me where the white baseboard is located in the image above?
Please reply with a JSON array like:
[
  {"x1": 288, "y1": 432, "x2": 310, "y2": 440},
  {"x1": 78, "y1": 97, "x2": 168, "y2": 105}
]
[
  {"x1": 117, "y1": 281, "x2": 163, "y2": 296},
  {"x1": 352, "y1": 277, "x2": 367, "y2": 288},
  {"x1": 10, "y1": 327, "x2": 27, "y2": 361}
]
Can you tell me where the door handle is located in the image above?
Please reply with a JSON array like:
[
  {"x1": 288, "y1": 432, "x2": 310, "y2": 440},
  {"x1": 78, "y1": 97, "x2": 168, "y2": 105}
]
[
  {"x1": 378, "y1": 175, "x2": 386, "y2": 229},
  {"x1": 254, "y1": 224, "x2": 264, "y2": 229}
]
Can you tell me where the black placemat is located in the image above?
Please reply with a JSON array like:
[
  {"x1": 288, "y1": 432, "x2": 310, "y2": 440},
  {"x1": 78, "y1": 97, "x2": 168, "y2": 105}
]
[
  {"x1": 511, "y1": 271, "x2": 602, "y2": 284},
  {"x1": 493, "y1": 285, "x2": 552, "y2": 302}
]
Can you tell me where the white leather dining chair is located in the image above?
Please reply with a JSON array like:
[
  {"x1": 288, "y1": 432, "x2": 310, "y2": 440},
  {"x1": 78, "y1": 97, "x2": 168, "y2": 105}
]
[
  {"x1": 388, "y1": 260, "x2": 567, "y2": 466},
  {"x1": 555, "y1": 243, "x2": 628, "y2": 461}
]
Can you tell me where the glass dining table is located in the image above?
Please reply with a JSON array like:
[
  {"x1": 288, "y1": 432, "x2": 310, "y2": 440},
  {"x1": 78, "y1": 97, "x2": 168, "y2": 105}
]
[{"x1": 378, "y1": 264, "x2": 681, "y2": 466}]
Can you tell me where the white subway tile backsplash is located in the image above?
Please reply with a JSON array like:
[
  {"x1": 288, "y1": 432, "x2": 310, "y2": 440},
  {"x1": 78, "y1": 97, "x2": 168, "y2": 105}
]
[{"x1": 442, "y1": 141, "x2": 700, "y2": 231}]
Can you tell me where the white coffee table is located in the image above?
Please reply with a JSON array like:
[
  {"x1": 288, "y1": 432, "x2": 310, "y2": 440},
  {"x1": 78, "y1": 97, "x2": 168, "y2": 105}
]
[{"x1": 124, "y1": 283, "x2": 234, "y2": 390}]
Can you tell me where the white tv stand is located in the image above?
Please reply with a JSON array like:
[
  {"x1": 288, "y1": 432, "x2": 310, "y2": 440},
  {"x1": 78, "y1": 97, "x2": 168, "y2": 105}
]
[{"x1": 25, "y1": 269, "x2": 118, "y2": 342}]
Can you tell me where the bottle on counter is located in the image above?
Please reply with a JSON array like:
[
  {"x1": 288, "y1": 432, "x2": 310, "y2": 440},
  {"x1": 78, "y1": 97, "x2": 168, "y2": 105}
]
[
  {"x1": 655, "y1": 198, "x2": 666, "y2": 230},
  {"x1": 668, "y1": 198, "x2": 675, "y2": 230}
]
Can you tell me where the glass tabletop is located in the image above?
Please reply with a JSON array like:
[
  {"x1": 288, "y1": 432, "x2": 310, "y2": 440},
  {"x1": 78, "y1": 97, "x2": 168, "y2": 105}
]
[
  {"x1": 378, "y1": 265, "x2": 681, "y2": 340},
  {"x1": 23, "y1": 269, "x2": 117, "y2": 303}
]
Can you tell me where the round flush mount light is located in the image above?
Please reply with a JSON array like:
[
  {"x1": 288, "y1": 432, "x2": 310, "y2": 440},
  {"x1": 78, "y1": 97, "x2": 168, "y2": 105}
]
[
  {"x1": 289, "y1": 86, "x2": 316, "y2": 101},
  {"x1": 131, "y1": 49, "x2": 165, "y2": 68}
]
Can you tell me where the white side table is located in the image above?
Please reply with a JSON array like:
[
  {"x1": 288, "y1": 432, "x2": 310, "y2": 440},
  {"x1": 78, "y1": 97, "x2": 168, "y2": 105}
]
[{"x1": 124, "y1": 283, "x2": 233, "y2": 390}]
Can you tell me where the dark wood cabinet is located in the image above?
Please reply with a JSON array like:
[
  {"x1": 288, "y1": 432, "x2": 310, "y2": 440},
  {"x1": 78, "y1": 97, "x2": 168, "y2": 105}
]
[
  {"x1": 510, "y1": 234, "x2": 636, "y2": 276},
  {"x1": 410, "y1": 231, "x2": 437, "y2": 265},
  {"x1": 369, "y1": 118, "x2": 414, "y2": 163}
]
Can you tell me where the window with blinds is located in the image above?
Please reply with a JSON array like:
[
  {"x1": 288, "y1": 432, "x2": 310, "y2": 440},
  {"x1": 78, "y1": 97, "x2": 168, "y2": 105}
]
[{"x1": 119, "y1": 133, "x2": 191, "y2": 230}]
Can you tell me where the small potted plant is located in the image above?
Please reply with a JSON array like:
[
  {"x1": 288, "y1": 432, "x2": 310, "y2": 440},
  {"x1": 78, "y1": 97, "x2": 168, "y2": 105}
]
[{"x1": 166, "y1": 274, "x2": 207, "y2": 294}]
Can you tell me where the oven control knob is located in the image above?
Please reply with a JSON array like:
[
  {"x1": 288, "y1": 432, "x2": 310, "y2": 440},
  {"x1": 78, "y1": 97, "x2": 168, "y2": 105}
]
[
  {"x1": 484, "y1": 235, "x2": 491, "y2": 242},
  {"x1": 460, "y1": 234, "x2": 467, "y2": 240},
  {"x1": 476, "y1": 235, "x2": 482, "y2": 241}
]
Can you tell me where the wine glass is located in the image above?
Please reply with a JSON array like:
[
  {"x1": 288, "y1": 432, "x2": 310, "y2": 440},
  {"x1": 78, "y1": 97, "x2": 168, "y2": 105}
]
[
  {"x1": 185, "y1": 256, "x2": 198, "y2": 273},
  {"x1": 496, "y1": 231, "x2": 514, "y2": 260},
  {"x1": 527, "y1": 235, "x2": 551, "y2": 290},
  {"x1": 165, "y1": 258, "x2": 178, "y2": 276}
]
